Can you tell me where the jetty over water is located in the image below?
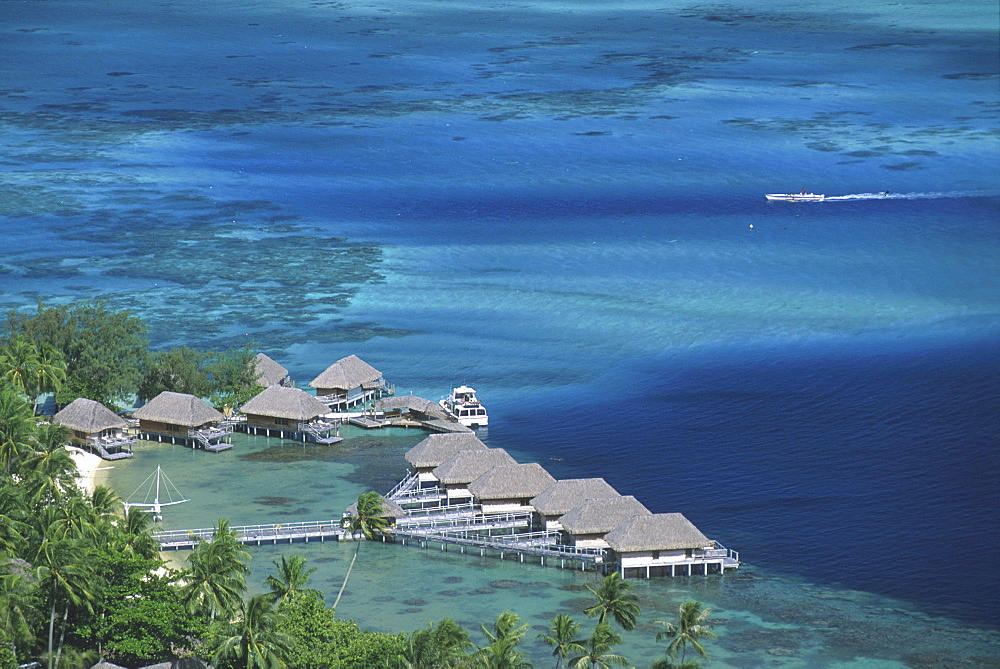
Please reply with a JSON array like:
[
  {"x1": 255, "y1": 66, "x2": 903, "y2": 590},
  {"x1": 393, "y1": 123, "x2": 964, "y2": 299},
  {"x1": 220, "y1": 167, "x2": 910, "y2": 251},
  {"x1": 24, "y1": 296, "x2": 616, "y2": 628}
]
[{"x1": 153, "y1": 520, "x2": 343, "y2": 550}]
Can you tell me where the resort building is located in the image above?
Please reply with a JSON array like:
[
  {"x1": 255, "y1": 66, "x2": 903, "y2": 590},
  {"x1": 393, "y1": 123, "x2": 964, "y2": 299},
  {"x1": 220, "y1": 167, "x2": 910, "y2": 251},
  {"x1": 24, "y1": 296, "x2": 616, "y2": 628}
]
[
  {"x1": 133, "y1": 391, "x2": 233, "y2": 451},
  {"x1": 239, "y1": 385, "x2": 340, "y2": 443},
  {"x1": 308, "y1": 354, "x2": 393, "y2": 410},
  {"x1": 404, "y1": 433, "x2": 488, "y2": 488},
  {"x1": 254, "y1": 352, "x2": 292, "y2": 387},
  {"x1": 559, "y1": 495, "x2": 651, "y2": 549},
  {"x1": 468, "y1": 463, "x2": 556, "y2": 514},
  {"x1": 530, "y1": 478, "x2": 620, "y2": 531},
  {"x1": 604, "y1": 513, "x2": 733, "y2": 577},
  {"x1": 432, "y1": 448, "x2": 517, "y2": 506},
  {"x1": 53, "y1": 397, "x2": 136, "y2": 460}
]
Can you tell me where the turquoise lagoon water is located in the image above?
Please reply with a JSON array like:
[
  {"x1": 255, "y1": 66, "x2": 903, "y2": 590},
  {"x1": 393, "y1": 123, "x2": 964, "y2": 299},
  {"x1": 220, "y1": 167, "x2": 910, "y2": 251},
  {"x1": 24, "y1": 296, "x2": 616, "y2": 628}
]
[{"x1": 3, "y1": 0, "x2": 1000, "y2": 665}]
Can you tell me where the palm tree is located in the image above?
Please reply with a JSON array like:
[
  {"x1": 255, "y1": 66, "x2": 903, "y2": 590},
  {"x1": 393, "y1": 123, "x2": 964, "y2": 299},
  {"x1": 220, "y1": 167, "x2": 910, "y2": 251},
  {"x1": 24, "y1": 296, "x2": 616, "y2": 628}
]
[
  {"x1": 653, "y1": 601, "x2": 717, "y2": 667},
  {"x1": 0, "y1": 388, "x2": 35, "y2": 474},
  {"x1": 568, "y1": 624, "x2": 628, "y2": 669},
  {"x1": 583, "y1": 573, "x2": 640, "y2": 631},
  {"x1": 212, "y1": 594, "x2": 295, "y2": 669},
  {"x1": 537, "y1": 614, "x2": 585, "y2": 669},
  {"x1": 477, "y1": 611, "x2": 532, "y2": 669},
  {"x1": 115, "y1": 506, "x2": 159, "y2": 558},
  {"x1": 182, "y1": 519, "x2": 251, "y2": 620},
  {"x1": 332, "y1": 491, "x2": 391, "y2": 611},
  {"x1": 0, "y1": 561, "x2": 39, "y2": 661},
  {"x1": 265, "y1": 554, "x2": 320, "y2": 607},
  {"x1": 0, "y1": 337, "x2": 40, "y2": 397},
  {"x1": 399, "y1": 618, "x2": 473, "y2": 668},
  {"x1": 33, "y1": 537, "x2": 99, "y2": 669}
]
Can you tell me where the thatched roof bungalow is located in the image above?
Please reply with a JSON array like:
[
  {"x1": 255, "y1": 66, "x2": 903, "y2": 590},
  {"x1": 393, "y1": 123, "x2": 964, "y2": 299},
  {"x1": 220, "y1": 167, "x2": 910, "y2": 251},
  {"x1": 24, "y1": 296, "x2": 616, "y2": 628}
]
[
  {"x1": 308, "y1": 354, "x2": 392, "y2": 410},
  {"x1": 254, "y1": 353, "x2": 291, "y2": 387},
  {"x1": 530, "y1": 478, "x2": 620, "y2": 531},
  {"x1": 604, "y1": 513, "x2": 720, "y2": 577},
  {"x1": 134, "y1": 391, "x2": 232, "y2": 450},
  {"x1": 559, "y1": 495, "x2": 651, "y2": 549},
  {"x1": 239, "y1": 385, "x2": 339, "y2": 443},
  {"x1": 404, "y1": 433, "x2": 488, "y2": 487},
  {"x1": 468, "y1": 463, "x2": 556, "y2": 514},
  {"x1": 432, "y1": 448, "x2": 517, "y2": 504},
  {"x1": 53, "y1": 397, "x2": 135, "y2": 459}
]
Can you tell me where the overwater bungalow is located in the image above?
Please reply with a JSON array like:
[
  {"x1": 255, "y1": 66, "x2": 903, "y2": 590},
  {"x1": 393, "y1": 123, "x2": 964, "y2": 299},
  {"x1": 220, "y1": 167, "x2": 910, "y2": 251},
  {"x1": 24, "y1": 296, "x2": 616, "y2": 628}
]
[
  {"x1": 604, "y1": 512, "x2": 737, "y2": 577},
  {"x1": 404, "y1": 433, "x2": 488, "y2": 488},
  {"x1": 133, "y1": 391, "x2": 233, "y2": 451},
  {"x1": 559, "y1": 495, "x2": 650, "y2": 549},
  {"x1": 254, "y1": 352, "x2": 292, "y2": 387},
  {"x1": 530, "y1": 478, "x2": 620, "y2": 531},
  {"x1": 239, "y1": 385, "x2": 341, "y2": 443},
  {"x1": 53, "y1": 397, "x2": 136, "y2": 460},
  {"x1": 432, "y1": 448, "x2": 517, "y2": 506},
  {"x1": 308, "y1": 354, "x2": 393, "y2": 410},
  {"x1": 468, "y1": 463, "x2": 556, "y2": 514}
]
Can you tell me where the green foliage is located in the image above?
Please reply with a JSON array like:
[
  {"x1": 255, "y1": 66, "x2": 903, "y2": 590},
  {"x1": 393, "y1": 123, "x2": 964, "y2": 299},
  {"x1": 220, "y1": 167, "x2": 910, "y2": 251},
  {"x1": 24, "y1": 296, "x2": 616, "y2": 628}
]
[
  {"x1": 211, "y1": 594, "x2": 295, "y2": 669},
  {"x1": 0, "y1": 337, "x2": 66, "y2": 414},
  {"x1": 537, "y1": 614, "x2": 585, "y2": 669},
  {"x1": 139, "y1": 345, "x2": 213, "y2": 401},
  {"x1": 568, "y1": 623, "x2": 628, "y2": 669},
  {"x1": 265, "y1": 554, "x2": 321, "y2": 607},
  {"x1": 206, "y1": 342, "x2": 261, "y2": 409},
  {"x1": 279, "y1": 595, "x2": 406, "y2": 668},
  {"x1": 583, "y1": 573, "x2": 640, "y2": 632},
  {"x1": 653, "y1": 601, "x2": 716, "y2": 667},
  {"x1": 4, "y1": 300, "x2": 149, "y2": 406},
  {"x1": 477, "y1": 611, "x2": 532, "y2": 669},
  {"x1": 181, "y1": 519, "x2": 252, "y2": 620},
  {"x1": 399, "y1": 618, "x2": 472, "y2": 668}
]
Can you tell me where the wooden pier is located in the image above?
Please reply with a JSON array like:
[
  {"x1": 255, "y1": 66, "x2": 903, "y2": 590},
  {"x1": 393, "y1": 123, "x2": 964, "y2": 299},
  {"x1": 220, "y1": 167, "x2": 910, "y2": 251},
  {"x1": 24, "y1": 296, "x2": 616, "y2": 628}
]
[{"x1": 153, "y1": 519, "x2": 343, "y2": 550}]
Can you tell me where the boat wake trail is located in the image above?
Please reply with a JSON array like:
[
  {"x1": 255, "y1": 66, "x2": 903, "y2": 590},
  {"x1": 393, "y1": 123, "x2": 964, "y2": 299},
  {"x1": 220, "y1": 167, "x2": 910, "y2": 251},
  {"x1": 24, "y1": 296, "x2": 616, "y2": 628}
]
[{"x1": 825, "y1": 190, "x2": 988, "y2": 201}]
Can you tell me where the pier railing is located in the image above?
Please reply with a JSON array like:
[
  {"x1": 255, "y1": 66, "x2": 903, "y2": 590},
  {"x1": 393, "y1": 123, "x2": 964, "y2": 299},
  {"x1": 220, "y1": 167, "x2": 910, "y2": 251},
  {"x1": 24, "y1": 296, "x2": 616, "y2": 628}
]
[{"x1": 153, "y1": 519, "x2": 343, "y2": 550}]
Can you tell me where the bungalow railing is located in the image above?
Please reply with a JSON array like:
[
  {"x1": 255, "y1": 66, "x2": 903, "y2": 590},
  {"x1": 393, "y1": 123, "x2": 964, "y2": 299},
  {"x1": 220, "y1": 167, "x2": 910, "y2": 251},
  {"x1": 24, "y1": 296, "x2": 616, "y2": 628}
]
[
  {"x1": 398, "y1": 501, "x2": 480, "y2": 521},
  {"x1": 153, "y1": 519, "x2": 342, "y2": 547},
  {"x1": 298, "y1": 419, "x2": 340, "y2": 435},
  {"x1": 386, "y1": 471, "x2": 420, "y2": 500},
  {"x1": 397, "y1": 509, "x2": 533, "y2": 531},
  {"x1": 188, "y1": 424, "x2": 233, "y2": 440},
  {"x1": 86, "y1": 433, "x2": 137, "y2": 449}
]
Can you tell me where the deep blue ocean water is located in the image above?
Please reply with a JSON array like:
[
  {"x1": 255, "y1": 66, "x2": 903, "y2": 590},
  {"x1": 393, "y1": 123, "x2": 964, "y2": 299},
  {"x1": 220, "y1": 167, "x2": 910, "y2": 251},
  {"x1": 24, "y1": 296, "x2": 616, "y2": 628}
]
[{"x1": 2, "y1": 0, "x2": 999, "y2": 664}]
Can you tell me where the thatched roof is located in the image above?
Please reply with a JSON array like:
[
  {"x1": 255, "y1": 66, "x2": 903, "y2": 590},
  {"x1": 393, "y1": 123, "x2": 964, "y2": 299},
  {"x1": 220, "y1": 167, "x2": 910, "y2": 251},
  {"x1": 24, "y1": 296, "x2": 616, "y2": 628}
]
[
  {"x1": 308, "y1": 354, "x2": 382, "y2": 390},
  {"x1": 604, "y1": 513, "x2": 710, "y2": 552},
  {"x1": 433, "y1": 448, "x2": 517, "y2": 486},
  {"x1": 254, "y1": 352, "x2": 289, "y2": 387},
  {"x1": 240, "y1": 385, "x2": 329, "y2": 420},
  {"x1": 54, "y1": 397, "x2": 127, "y2": 433},
  {"x1": 559, "y1": 496, "x2": 651, "y2": 536},
  {"x1": 530, "y1": 478, "x2": 619, "y2": 516},
  {"x1": 346, "y1": 495, "x2": 405, "y2": 519},
  {"x1": 469, "y1": 463, "x2": 556, "y2": 501},
  {"x1": 375, "y1": 395, "x2": 449, "y2": 418},
  {"x1": 133, "y1": 391, "x2": 223, "y2": 427},
  {"x1": 405, "y1": 433, "x2": 488, "y2": 469}
]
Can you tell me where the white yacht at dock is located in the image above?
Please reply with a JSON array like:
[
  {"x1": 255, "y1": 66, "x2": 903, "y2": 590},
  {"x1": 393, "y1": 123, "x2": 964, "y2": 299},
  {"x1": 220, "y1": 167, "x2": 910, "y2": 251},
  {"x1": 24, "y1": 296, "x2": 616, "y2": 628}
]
[{"x1": 440, "y1": 385, "x2": 489, "y2": 427}]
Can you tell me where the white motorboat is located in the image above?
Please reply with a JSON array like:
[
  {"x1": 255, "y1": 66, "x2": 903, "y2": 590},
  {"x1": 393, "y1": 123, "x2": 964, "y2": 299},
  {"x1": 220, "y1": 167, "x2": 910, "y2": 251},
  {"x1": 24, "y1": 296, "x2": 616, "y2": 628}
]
[
  {"x1": 765, "y1": 192, "x2": 826, "y2": 202},
  {"x1": 440, "y1": 385, "x2": 489, "y2": 427}
]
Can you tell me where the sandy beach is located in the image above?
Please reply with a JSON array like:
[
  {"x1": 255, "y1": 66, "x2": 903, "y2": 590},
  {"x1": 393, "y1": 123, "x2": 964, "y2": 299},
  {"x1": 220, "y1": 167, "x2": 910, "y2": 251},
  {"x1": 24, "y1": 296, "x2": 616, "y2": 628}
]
[{"x1": 66, "y1": 446, "x2": 109, "y2": 493}]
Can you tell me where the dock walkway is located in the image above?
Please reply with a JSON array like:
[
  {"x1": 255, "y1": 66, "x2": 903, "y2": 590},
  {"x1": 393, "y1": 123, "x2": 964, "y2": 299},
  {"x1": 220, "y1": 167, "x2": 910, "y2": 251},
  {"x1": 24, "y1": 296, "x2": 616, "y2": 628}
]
[{"x1": 153, "y1": 519, "x2": 343, "y2": 550}]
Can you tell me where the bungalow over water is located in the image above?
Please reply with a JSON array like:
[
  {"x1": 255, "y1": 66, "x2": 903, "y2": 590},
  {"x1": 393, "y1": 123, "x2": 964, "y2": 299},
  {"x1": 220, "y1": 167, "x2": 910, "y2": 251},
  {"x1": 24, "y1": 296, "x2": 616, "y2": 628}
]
[
  {"x1": 308, "y1": 354, "x2": 393, "y2": 410},
  {"x1": 239, "y1": 385, "x2": 341, "y2": 444},
  {"x1": 530, "y1": 478, "x2": 620, "y2": 531},
  {"x1": 53, "y1": 397, "x2": 136, "y2": 460},
  {"x1": 133, "y1": 391, "x2": 233, "y2": 451},
  {"x1": 404, "y1": 433, "x2": 488, "y2": 488},
  {"x1": 432, "y1": 448, "x2": 517, "y2": 506},
  {"x1": 254, "y1": 352, "x2": 292, "y2": 388},
  {"x1": 557, "y1": 496, "x2": 651, "y2": 549},
  {"x1": 467, "y1": 463, "x2": 556, "y2": 514},
  {"x1": 605, "y1": 513, "x2": 729, "y2": 577}
]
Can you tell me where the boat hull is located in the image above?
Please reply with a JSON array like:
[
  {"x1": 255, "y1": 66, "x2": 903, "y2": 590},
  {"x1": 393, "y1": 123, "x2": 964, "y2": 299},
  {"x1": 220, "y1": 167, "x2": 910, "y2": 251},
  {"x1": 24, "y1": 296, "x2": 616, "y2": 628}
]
[{"x1": 765, "y1": 193, "x2": 825, "y2": 202}]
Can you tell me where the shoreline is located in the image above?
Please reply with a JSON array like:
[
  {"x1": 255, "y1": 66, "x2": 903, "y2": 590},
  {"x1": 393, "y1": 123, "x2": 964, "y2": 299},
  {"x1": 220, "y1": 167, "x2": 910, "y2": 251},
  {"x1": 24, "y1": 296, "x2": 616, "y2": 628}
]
[{"x1": 66, "y1": 445, "x2": 110, "y2": 494}]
